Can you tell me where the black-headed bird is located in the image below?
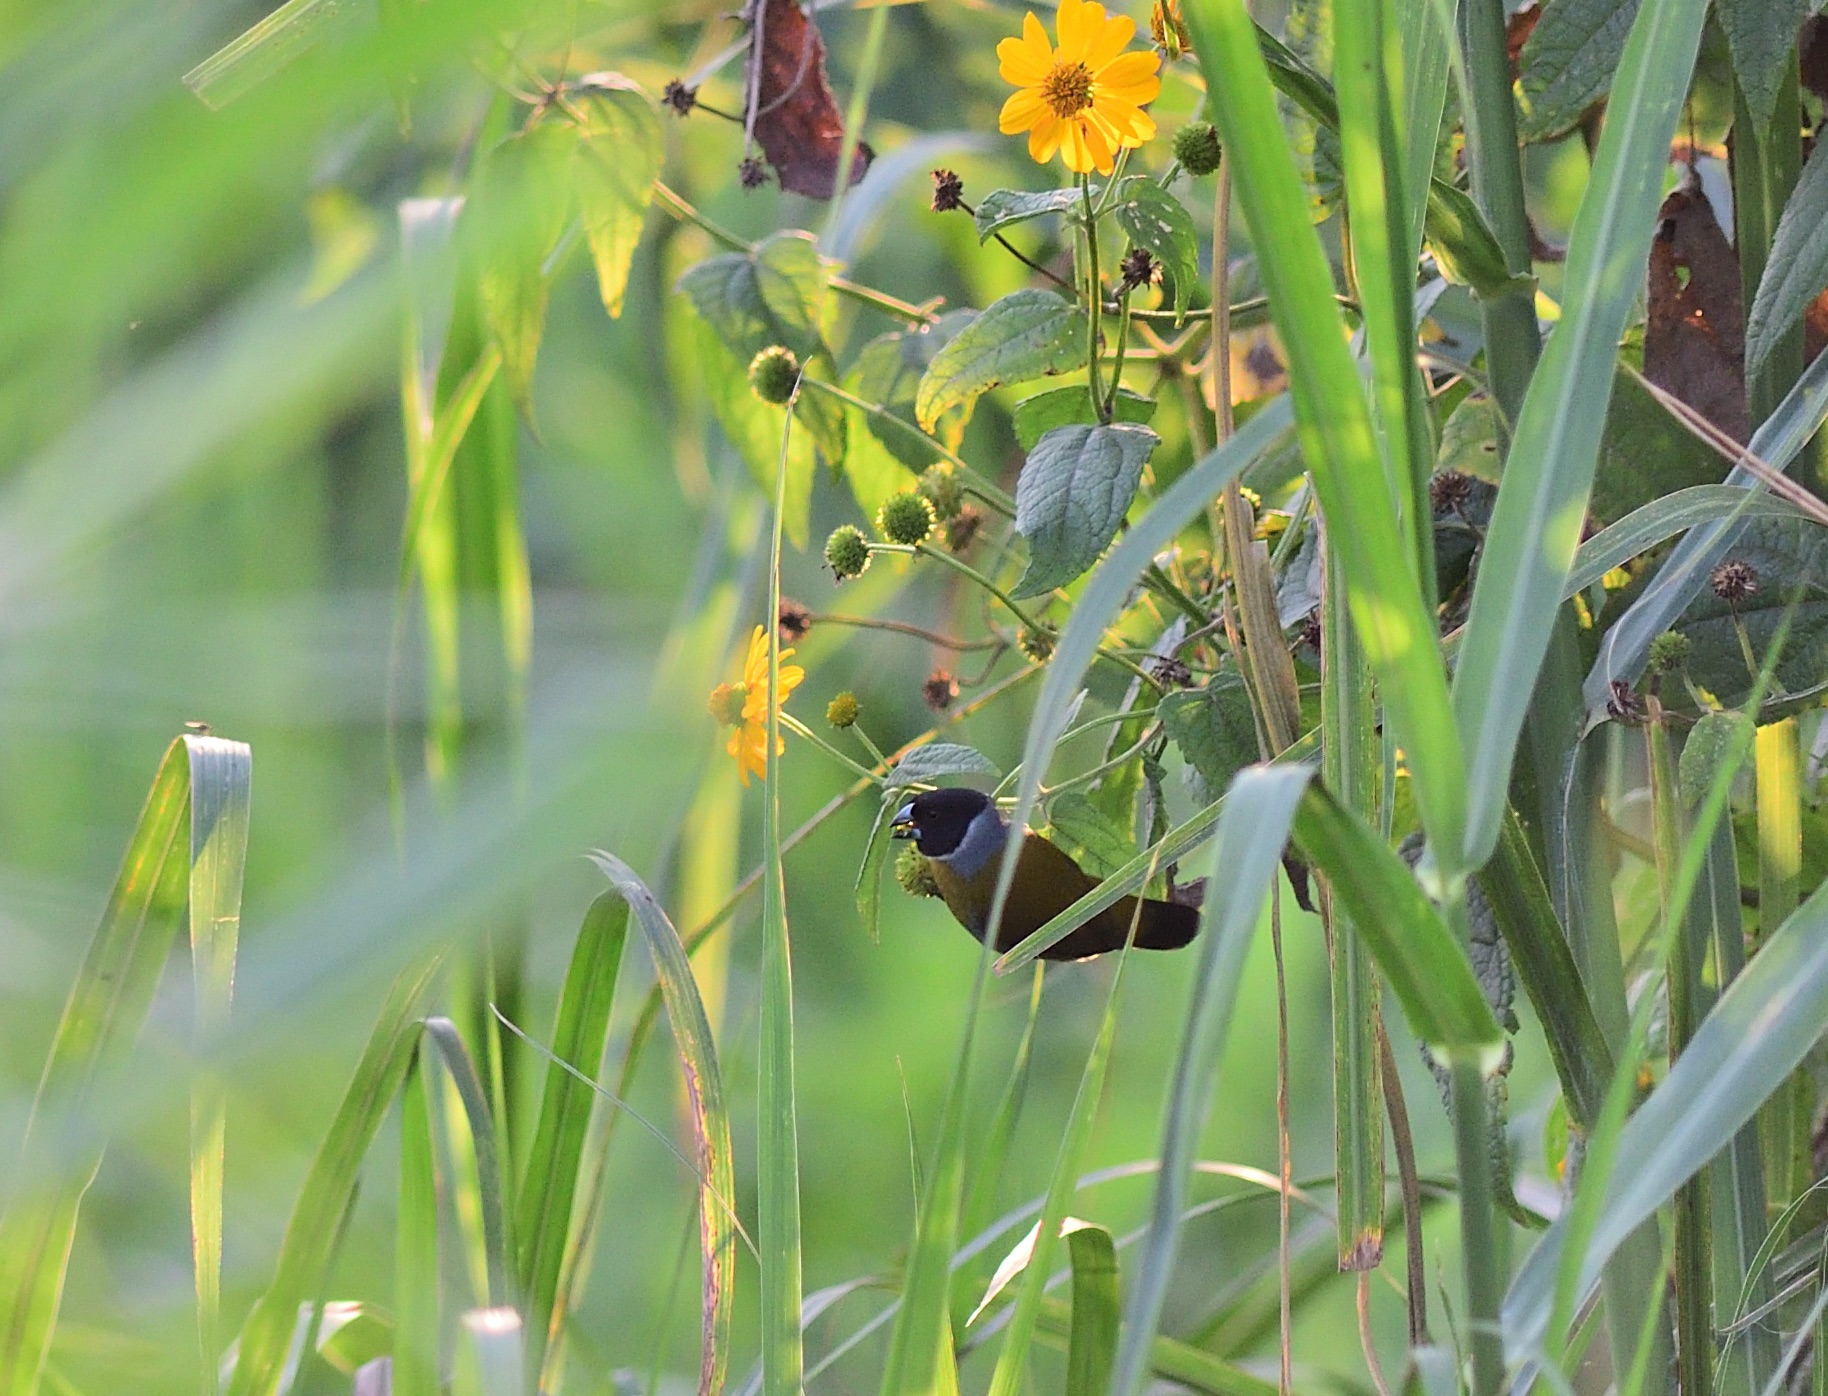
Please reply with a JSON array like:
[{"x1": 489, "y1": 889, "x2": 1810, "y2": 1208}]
[{"x1": 890, "y1": 787, "x2": 1200, "y2": 960}]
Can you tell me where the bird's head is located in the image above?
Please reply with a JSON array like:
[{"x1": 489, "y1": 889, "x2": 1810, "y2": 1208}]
[{"x1": 890, "y1": 787, "x2": 1002, "y2": 865}]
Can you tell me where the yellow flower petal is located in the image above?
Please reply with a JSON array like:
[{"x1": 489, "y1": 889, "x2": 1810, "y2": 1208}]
[
  {"x1": 1027, "y1": 111, "x2": 1065, "y2": 163},
  {"x1": 1080, "y1": 116, "x2": 1116, "y2": 174},
  {"x1": 1095, "y1": 49, "x2": 1161, "y2": 93},
  {"x1": 1060, "y1": 119, "x2": 1093, "y2": 173},
  {"x1": 1095, "y1": 98, "x2": 1156, "y2": 143},
  {"x1": 1084, "y1": 12, "x2": 1135, "y2": 68},
  {"x1": 1055, "y1": 0, "x2": 1090, "y2": 61},
  {"x1": 1000, "y1": 85, "x2": 1049, "y2": 133},
  {"x1": 998, "y1": 19, "x2": 1052, "y2": 84}
]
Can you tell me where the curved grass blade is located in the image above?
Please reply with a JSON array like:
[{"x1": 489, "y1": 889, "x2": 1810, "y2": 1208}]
[
  {"x1": 587, "y1": 853, "x2": 736, "y2": 1396},
  {"x1": 1185, "y1": 0, "x2": 1467, "y2": 869},
  {"x1": 227, "y1": 954, "x2": 443, "y2": 1396},
  {"x1": 394, "y1": 1055, "x2": 439, "y2": 1396},
  {"x1": 1291, "y1": 783, "x2": 1503, "y2": 1057},
  {"x1": 515, "y1": 892, "x2": 628, "y2": 1371},
  {"x1": 181, "y1": 0, "x2": 357, "y2": 109},
  {"x1": 1564, "y1": 485, "x2": 1812, "y2": 599},
  {"x1": 1451, "y1": 0, "x2": 1711, "y2": 867},
  {"x1": 0, "y1": 738, "x2": 192, "y2": 1396},
  {"x1": 1584, "y1": 326, "x2": 1828, "y2": 713},
  {"x1": 1111, "y1": 765, "x2": 1313, "y2": 1396},
  {"x1": 421, "y1": 1018, "x2": 513, "y2": 1308},
  {"x1": 1061, "y1": 1222, "x2": 1118, "y2": 1396},
  {"x1": 186, "y1": 735, "x2": 253, "y2": 1395}
]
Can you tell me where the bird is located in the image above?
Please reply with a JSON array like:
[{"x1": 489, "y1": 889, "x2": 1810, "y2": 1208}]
[{"x1": 890, "y1": 787, "x2": 1201, "y2": 961}]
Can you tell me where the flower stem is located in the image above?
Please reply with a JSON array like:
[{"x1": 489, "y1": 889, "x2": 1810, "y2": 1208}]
[
  {"x1": 797, "y1": 378, "x2": 1016, "y2": 516},
  {"x1": 1079, "y1": 174, "x2": 1111, "y2": 424},
  {"x1": 808, "y1": 613, "x2": 1003, "y2": 651},
  {"x1": 780, "y1": 712, "x2": 883, "y2": 784},
  {"x1": 1105, "y1": 285, "x2": 1134, "y2": 415}
]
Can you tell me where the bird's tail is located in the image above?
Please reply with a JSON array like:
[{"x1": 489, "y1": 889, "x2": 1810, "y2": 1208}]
[{"x1": 1128, "y1": 897, "x2": 1200, "y2": 951}]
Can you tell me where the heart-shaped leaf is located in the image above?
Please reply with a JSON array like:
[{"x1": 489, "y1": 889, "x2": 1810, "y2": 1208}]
[
  {"x1": 1012, "y1": 423, "x2": 1158, "y2": 598},
  {"x1": 915, "y1": 290, "x2": 1087, "y2": 430}
]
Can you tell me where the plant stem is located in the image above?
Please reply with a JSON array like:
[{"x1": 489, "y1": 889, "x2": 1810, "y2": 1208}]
[
  {"x1": 1080, "y1": 174, "x2": 1110, "y2": 423},
  {"x1": 797, "y1": 378, "x2": 1016, "y2": 516},
  {"x1": 1449, "y1": 1055, "x2": 1505, "y2": 1396},
  {"x1": 808, "y1": 612, "x2": 1003, "y2": 651},
  {"x1": 780, "y1": 712, "x2": 882, "y2": 784},
  {"x1": 1106, "y1": 285, "x2": 1135, "y2": 414}
]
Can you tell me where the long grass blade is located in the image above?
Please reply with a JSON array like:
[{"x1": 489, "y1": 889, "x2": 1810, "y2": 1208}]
[
  {"x1": 185, "y1": 735, "x2": 252, "y2": 1396},
  {"x1": 1061, "y1": 1223, "x2": 1118, "y2": 1396},
  {"x1": 1185, "y1": 0, "x2": 1468, "y2": 865},
  {"x1": 1451, "y1": 0, "x2": 1711, "y2": 866},
  {"x1": 227, "y1": 954, "x2": 443, "y2": 1396},
  {"x1": 0, "y1": 738, "x2": 193, "y2": 1396},
  {"x1": 586, "y1": 854, "x2": 736, "y2": 1396},
  {"x1": 1112, "y1": 764, "x2": 1313, "y2": 1396},
  {"x1": 394, "y1": 1055, "x2": 439, "y2": 1396},
  {"x1": 421, "y1": 1018, "x2": 513, "y2": 1309},
  {"x1": 515, "y1": 893, "x2": 628, "y2": 1373}
]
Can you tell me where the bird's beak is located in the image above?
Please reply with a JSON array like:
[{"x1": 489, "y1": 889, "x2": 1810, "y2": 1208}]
[{"x1": 890, "y1": 801, "x2": 916, "y2": 839}]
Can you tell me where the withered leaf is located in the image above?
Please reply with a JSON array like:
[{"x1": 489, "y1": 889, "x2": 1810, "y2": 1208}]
[
  {"x1": 743, "y1": 0, "x2": 872, "y2": 199},
  {"x1": 1645, "y1": 180, "x2": 1748, "y2": 444}
]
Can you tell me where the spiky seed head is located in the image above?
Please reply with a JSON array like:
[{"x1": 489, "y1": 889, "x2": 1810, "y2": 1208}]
[
  {"x1": 878, "y1": 490, "x2": 937, "y2": 546},
  {"x1": 825, "y1": 525, "x2": 871, "y2": 580},
  {"x1": 748, "y1": 345, "x2": 801, "y2": 405}
]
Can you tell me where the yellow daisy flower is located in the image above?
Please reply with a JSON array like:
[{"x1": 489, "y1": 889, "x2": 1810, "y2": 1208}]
[
  {"x1": 708, "y1": 626, "x2": 805, "y2": 786},
  {"x1": 998, "y1": 0, "x2": 1163, "y2": 175}
]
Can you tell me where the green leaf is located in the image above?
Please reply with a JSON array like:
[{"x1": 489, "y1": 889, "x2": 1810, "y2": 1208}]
[
  {"x1": 395, "y1": 1060, "x2": 439, "y2": 1396},
  {"x1": 849, "y1": 310, "x2": 977, "y2": 468},
  {"x1": 1159, "y1": 672, "x2": 1259, "y2": 803},
  {"x1": 472, "y1": 121, "x2": 577, "y2": 419},
  {"x1": 0, "y1": 734, "x2": 248, "y2": 1396},
  {"x1": 973, "y1": 187, "x2": 1082, "y2": 241},
  {"x1": 1717, "y1": 0, "x2": 1810, "y2": 133},
  {"x1": 229, "y1": 955, "x2": 444, "y2": 1396},
  {"x1": 693, "y1": 319, "x2": 815, "y2": 551},
  {"x1": 1013, "y1": 384, "x2": 1155, "y2": 451},
  {"x1": 915, "y1": 289, "x2": 1088, "y2": 430},
  {"x1": 1424, "y1": 180, "x2": 1528, "y2": 297},
  {"x1": 1043, "y1": 792, "x2": 1140, "y2": 880},
  {"x1": 1681, "y1": 710, "x2": 1755, "y2": 810},
  {"x1": 1585, "y1": 347, "x2": 1828, "y2": 709},
  {"x1": 421, "y1": 1018, "x2": 514, "y2": 1306},
  {"x1": 1452, "y1": 0, "x2": 1711, "y2": 866},
  {"x1": 888, "y1": 742, "x2": 999, "y2": 786},
  {"x1": 180, "y1": 0, "x2": 356, "y2": 108},
  {"x1": 1012, "y1": 423, "x2": 1158, "y2": 597},
  {"x1": 515, "y1": 892, "x2": 629, "y2": 1370},
  {"x1": 855, "y1": 798, "x2": 896, "y2": 940},
  {"x1": 677, "y1": 230, "x2": 833, "y2": 364},
  {"x1": 1592, "y1": 365, "x2": 1729, "y2": 526},
  {"x1": 1062, "y1": 1223, "x2": 1119, "y2": 1396},
  {"x1": 573, "y1": 77, "x2": 662, "y2": 319},
  {"x1": 1113, "y1": 765, "x2": 1313, "y2": 1396},
  {"x1": 1295, "y1": 787, "x2": 1504, "y2": 1055},
  {"x1": 1746, "y1": 136, "x2": 1828, "y2": 384},
  {"x1": 589, "y1": 853, "x2": 737, "y2": 1396},
  {"x1": 1436, "y1": 392, "x2": 1502, "y2": 484},
  {"x1": 1186, "y1": 0, "x2": 1468, "y2": 869},
  {"x1": 1504, "y1": 873, "x2": 1828, "y2": 1362},
  {"x1": 1516, "y1": 0, "x2": 1641, "y2": 142},
  {"x1": 1565, "y1": 486, "x2": 1813, "y2": 598},
  {"x1": 1110, "y1": 178, "x2": 1200, "y2": 318}
]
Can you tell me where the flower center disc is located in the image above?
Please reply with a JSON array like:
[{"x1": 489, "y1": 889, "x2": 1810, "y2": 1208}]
[{"x1": 1041, "y1": 61, "x2": 1094, "y2": 118}]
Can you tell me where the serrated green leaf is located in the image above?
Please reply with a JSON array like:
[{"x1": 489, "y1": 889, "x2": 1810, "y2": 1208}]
[
  {"x1": 753, "y1": 232, "x2": 833, "y2": 361},
  {"x1": 677, "y1": 231, "x2": 831, "y2": 364},
  {"x1": 1012, "y1": 423, "x2": 1157, "y2": 597},
  {"x1": 1159, "y1": 673, "x2": 1259, "y2": 804},
  {"x1": 850, "y1": 311, "x2": 977, "y2": 468},
  {"x1": 1013, "y1": 384, "x2": 1155, "y2": 451},
  {"x1": 1746, "y1": 137, "x2": 1828, "y2": 383},
  {"x1": 1043, "y1": 792, "x2": 1140, "y2": 880},
  {"x1": 887, "y1": 743, "x2": 999, "y2": 786},
  {"x1": 1516, "y1": 0, "x2": 1641, "y2": 142},
  {"x1": 573, "y1": 77, "x2": 662, "y2": 318},
  {"x1": 1717, "y1": 0, "x2": 1809, "y2": 133},
  {"x1": 472, "y1": 121, "x2": 577, "y2": 419},
  {"x1": 1111, "y1": 178, "x2": 1200, "y2": 318},
  {"x1": 973, "y1": 187, "x2": 1081, "y2": 241},
  {"x1": 1679, "y1": 711, "x2": 1755, "y2": 808},
  {"x1": 693, "y1": 319, "x2": 815, "y2": 550},
  {"x1": 915, "y1": 289, "x2": 1087, "y2": 430}
]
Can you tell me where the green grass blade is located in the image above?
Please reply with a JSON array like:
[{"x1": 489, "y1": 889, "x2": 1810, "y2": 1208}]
[
  {"x1": 515, "y1": 893, "x2": 628, "y2": 1372},
  {"x1": 1755, "y1": 720, "x2": 1813, "y2": 1218},
  {"x1": 0, "y1": 738, "x2": 192, "y2": 1396},
  {"x1": 1061, "y1": 1223, "x2": 1118, "y2": 1396},
  {"x1": 1293, "y1": 784, "x2": 1503, "y2": 1055},
  {"x1": 1037, "y1": 1297, "x2": 1278, "y2": 1396},
  {"x1": 1334, "y1": 0, "x2": 1435, "y2": 583},
  {"x1": 1397, "y1": 0, "x2": 1453, "y2": 262},
  {"x1": 587, "y1": 855, "x2": 735, "y2": 1396},
  {"x1": 984, "y1": 955, "x2": 1125, "y2": 1396},
  {"x1": 227, "y1": 954, "x2": 443, "y2": 1396},
  {"x1": 1563, "y1": 485, "x2": 1807, "y2": 599},
  {"x1": 184, "y1": 734, "x2": 252, "y2": 1396},
  {"x1": 1185, "y1": 0, "x2": 1467, "y2": 868},
  {"x1": 1451, "y1": 0, "x2": 1710, "y2": 866},
  {"x1": 180, "y1": 0, "x2": 357, "y2": 109},
  {"x1": 421, "y1": 1019, "x2": 513, "y2": 1308},
  {"x1": 1584, "y1": 268, "x2": 1828, "y2": 709},
  {"x1": 1112, "y1": 764, "x2": 1313, "y2": 1396},
  {"x1": 394, "y1": 1056, "x2": 439, "y2": 1396}
]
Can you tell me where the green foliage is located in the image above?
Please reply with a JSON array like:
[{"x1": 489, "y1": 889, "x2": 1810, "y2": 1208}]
[
  {"x1": 1011, "y1": 423, "x2": 1158, "y2": 597},
  {"x1": 915, "y1": 290, "x2": 1088, "y2": 430}
]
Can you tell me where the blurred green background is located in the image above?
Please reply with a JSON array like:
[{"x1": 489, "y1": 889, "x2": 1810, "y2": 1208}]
[{"x1": 0, "y1": 0, "x2": 1570, "y2": 1388}]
